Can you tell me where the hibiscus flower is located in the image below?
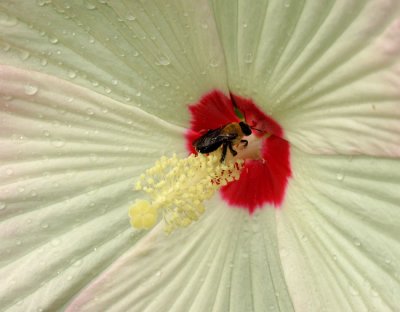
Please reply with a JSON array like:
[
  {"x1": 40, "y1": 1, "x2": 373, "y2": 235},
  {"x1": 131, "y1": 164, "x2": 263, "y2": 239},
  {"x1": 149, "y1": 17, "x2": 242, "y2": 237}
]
[{"x1": 1, "y1": 1, "x2": 399, "y2": 311}]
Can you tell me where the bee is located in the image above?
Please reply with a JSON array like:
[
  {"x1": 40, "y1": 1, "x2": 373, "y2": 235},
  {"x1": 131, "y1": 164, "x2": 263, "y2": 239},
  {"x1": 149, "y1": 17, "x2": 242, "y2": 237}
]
[{"x1": 193, "y1": 121, "x2": 253, "y2": 163}]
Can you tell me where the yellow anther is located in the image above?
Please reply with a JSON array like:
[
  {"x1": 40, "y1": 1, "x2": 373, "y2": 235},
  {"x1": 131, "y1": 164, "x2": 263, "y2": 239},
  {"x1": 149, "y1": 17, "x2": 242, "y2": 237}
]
[
  {"x1": 129, "y1": 153, "x2": 243, "y2": 233},
  {"x1": 129, "y1": 200, "x2": 158, "y2": 229}
]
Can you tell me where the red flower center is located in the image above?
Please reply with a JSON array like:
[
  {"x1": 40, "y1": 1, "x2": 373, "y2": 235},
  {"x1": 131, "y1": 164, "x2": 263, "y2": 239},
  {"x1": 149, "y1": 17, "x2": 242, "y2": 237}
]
[{"x1": 185, "y1": 90, "x2": 292, "y2": 213}]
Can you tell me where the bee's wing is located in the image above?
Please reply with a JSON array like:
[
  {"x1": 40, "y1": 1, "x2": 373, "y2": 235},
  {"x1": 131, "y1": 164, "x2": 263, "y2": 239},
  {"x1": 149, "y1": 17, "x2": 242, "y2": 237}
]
[{"x1": 194, "y1": 129, "x2": 237, "y2": 153}]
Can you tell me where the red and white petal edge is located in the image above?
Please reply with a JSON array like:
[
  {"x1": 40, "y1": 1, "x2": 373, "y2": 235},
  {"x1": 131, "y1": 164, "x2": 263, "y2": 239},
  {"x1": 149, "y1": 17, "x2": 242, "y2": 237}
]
[
  {"x1": 278, "y1": 148, "x2": 400, "y2": 311},
  {"x1": 211, "y1": 0, "x2": 400, "y2": 157},
  {"x1": 67, "y1": 199, "x2": 294, "y2": 312}
]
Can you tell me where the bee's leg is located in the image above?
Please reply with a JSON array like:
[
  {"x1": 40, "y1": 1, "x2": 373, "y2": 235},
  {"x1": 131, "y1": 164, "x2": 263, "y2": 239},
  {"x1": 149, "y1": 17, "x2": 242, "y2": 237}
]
[
  {"x1": 220, "y1": 143, "x2": 228, "y2": 163},
  {"x1": 240, "y1": 139, "x2": 248, "y2": 147},
  {"x1": 228, "y1": 143, "x2": 238, "y2": 157}
]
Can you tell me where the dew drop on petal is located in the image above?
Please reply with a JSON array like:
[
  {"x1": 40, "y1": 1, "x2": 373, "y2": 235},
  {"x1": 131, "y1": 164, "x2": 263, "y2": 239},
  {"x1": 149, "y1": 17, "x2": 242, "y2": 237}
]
[
  {"x1": 49, "y1": 36, "x2": 59, "y2": 44},
  {"x1": 336, "y1": 172, "x2": 345, "y2": 181},
  {"x1": 5, "y1": 168, "x2": 13, "y2": 176},
  {"x1": 68, "y1": 70, "x2": 77, "y2": 79},
  {"x1": 75, "y1": 259, "x2": 83, "y2": 267},
  {"x1": 156, "y1": 54, "x2": 171, "y2": 66},
  {"x1": 126, "y1": 15, "x2": 136, "y2": 21},
  {"x1": 42, "y1": 129, "x2": 50, "y2": 137},
  {"x1": 19, "y1": 50, "x2": 30, "y2": 61},
  {"x1": 0, "y1": 202, "x2": 6, "y2": 210},
  {"x1": 24, "y1": 84, "x2": 39, "y2": 95},
  {"x1": 0, "y1": 12, "x2": 18, "y2": 26},
  {"x1": 51, "y1": 138, "x2": 66, "y2": 148},
  {"x1": 85, "y1": 2, "x2": 96, "y2": 10},
  {"x1": 348, "y1": 284, "x2": 360, "y2": 296},
  {"x1": 244, "y1": 52, "x2": 253, "y2": 64},
  {"x1": 86, "y1": 108, "x2": 94, "y2": 116},
  {"x1": 51, "y1": 239, "x2": 60, "y2": 246},
  {"x1": 353, "y1": 237, "x2": 361, "y2": 247}
]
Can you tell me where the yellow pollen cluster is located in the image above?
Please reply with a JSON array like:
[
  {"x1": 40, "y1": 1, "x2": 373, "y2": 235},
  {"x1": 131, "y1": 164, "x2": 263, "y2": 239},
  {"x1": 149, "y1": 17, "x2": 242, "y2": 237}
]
[{"x1": 129, "y1": 153, "x2": 243, "y2": 233}]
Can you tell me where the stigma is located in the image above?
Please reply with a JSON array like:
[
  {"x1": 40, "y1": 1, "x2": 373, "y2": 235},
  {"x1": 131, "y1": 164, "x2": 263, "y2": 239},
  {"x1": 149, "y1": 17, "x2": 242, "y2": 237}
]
[{"x1": 129, "y1": 153, "x2": 243, "y2": 233}]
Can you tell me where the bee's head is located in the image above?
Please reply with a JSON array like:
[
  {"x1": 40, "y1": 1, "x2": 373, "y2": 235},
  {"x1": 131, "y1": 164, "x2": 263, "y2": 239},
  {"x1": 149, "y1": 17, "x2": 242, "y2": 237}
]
[{"x1": 239, "y1": 122, "x2": 252, "y2": 136}]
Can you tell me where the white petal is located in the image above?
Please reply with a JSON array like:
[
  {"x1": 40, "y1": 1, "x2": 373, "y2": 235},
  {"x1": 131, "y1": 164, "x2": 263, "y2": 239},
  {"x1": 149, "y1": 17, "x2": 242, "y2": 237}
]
[
  {"x1": 277, "y1": 147, "x2": 400, "y2": 311},
  {"x1": 0, "y1": 0, "x2": 227, "y2": 125},
  {"x1": 211, "y1": 0, "x2": 400, "y2": 156},
  {"x1": 0, "y1": 65, "x2": 185, "y2": 310},
  {"x1": 66, "y1": 199, "x2": 294, "y2": 312}
]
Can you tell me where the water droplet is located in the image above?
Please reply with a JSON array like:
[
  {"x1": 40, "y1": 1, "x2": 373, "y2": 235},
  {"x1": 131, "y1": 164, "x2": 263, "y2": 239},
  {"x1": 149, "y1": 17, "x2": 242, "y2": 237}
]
[
  {"x1": 51, "y1": 138, "x2": 66, "y2": 148},
  {"x1": 72, "y1": 259, "x2": 82, "y2": 267},
  {"x1": 40, "y1": 58, "x2": 48, "y2": 66},
  {"x1": 349, "y1": 285, "x2": 359, "y2": 296},
  {"x1": 86, "y1": 108, "x2": 94, "y2": 115},
  {"x1": 156, "y1": 54, "x2": 170, "y2": 66},
  {"x1": 336, "y1": 172, "x2": 344, "y2": 181},
  {"x1": 24, "y1": 84, "x2": 39, "y2": 95},
  {"x1": 0, "y1": 202, "x2": 6, "y2": 210},
  {"x1": 0, "y1": 12, "x2": 18, "y2": 26},
  {"x1": 209, "y1": 58, "x2": 219, "y2": 67},
  {"x1": 42, "y1": 129, "x2": 50, "y2": 137},
  {"x1": 66, "y1": 275, "x2": 73, "y2": 281},
  {"x1": 353, "y1": 238, "x2": 361, "y2": 247},
  {"x1": 41, "y1": 222, "x2": 49, "y2": 229},
  {"x1": 126, "y1": 15, "x2": 136, "y2": 21},
  {"x1": 200, "y1": 22, "x2": 208, "y2": 29},
  {"x1": 49, "y1": 36, "x2": 59, "y2": 44},
  {"x1": 5, "y1": 168, "x2": 13, "y2": 176},
  {"x1": 68, "y1": 70, "x2": 77, "y2": 79},
  {"x1": 111, "y1": 79, "x2": 118, "y2": 85},
  {"x1": 85, "y1": 2, "x2": 96, "y2": 10},
  {"x1": 284, "y1": 2, "x2": 291, "y2": 8},
  {"x1": 1, "y1": 42, "x2": 11, "y2": 52},
  {"x1": 37, "y1": 0, "x2": 51, "y2": 6},
  {"x1": 370, "y1": 288, "x2": 379, "y2": 297},
  {"x1": 51, "y1": 239, "x2": 60, "y2": 246},
  {"x1": 244, "y1": 52, "x2": 253, "y2": 64},
  {"x1": 16, "y1": 240, "x2": 22, "y2": 246},
  {"x1": 19, "y1": 50, "x2": 30, "y2": 61}
]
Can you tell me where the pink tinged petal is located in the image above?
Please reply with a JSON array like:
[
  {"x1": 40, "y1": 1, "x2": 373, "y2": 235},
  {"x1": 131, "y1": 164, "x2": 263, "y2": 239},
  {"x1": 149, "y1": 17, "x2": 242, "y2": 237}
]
[
  {"x1": 0, "y1": 65, "x2": 183, "y2": 310},
  {"x1": 66, "y1": 201, "x2": 294, "y2": 312},
  {"x1": 211, "y1": 0, "x2": 400, "y2": 156},
  {"x1": 277, "y1": 147, "x2": 400, "y2": 311}
]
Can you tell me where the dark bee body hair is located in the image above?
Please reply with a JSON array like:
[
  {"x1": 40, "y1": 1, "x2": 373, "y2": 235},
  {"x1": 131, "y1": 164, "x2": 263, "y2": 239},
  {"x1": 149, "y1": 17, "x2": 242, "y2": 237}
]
[{"x1": 193, "y1": 121, "x2": 252, "y2": 162}]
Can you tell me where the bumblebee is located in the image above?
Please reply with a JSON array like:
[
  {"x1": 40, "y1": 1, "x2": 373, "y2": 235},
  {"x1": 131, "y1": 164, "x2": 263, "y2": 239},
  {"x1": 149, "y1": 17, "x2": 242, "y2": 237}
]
[{"x1": 193, "y1": 121, "x2": 252, "y2": 162}]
